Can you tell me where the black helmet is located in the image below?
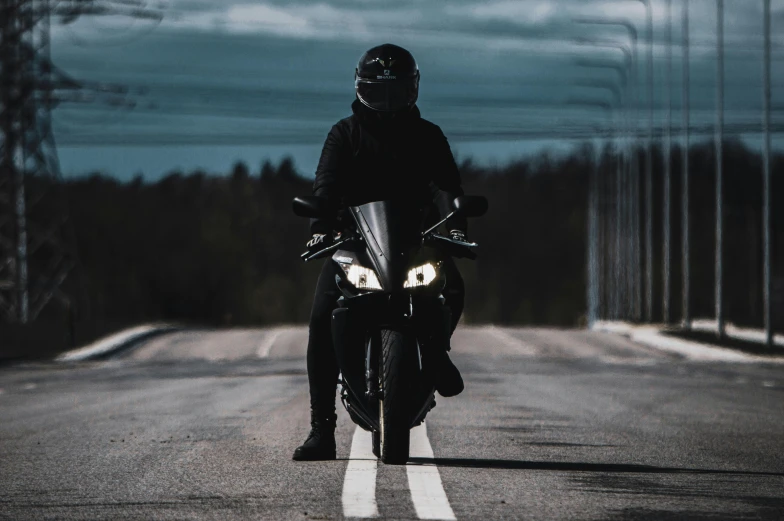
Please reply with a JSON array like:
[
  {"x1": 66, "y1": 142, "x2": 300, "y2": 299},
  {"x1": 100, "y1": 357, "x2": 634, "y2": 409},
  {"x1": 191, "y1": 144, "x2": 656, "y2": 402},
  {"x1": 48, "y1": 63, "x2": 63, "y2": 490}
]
[{"x1": 355, "y1": 43, "x2": 420, "y2": 112}]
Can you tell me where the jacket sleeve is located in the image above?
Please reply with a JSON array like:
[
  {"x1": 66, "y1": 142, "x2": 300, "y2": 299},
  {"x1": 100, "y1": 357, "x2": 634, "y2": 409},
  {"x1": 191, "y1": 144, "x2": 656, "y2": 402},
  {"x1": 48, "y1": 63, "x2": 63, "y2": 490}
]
[
  {"x1": 310, "y1": 124, "x2": 347, "y2": 235},
  {"x1": 429, "y1": 127, "x2": 468, "y2": 234}
]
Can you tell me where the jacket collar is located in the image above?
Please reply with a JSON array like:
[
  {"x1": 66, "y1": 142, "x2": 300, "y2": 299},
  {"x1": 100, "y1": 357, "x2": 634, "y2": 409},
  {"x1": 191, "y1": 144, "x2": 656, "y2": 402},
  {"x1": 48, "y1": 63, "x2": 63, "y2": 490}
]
[{"x1": 351, "y1": 99, "x2": 421, "y2": 133}]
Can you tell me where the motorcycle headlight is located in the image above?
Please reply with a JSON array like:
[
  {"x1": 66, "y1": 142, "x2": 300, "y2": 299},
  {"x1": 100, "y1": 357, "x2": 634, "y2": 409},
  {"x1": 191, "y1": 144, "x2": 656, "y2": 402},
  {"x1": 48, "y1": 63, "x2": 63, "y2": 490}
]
[
  {"x1": 404, "y1": 262, "x2": 438, "y2": 289},
  {"x1": 340, "y1": 264, "x2": 383, "y2": 291}
]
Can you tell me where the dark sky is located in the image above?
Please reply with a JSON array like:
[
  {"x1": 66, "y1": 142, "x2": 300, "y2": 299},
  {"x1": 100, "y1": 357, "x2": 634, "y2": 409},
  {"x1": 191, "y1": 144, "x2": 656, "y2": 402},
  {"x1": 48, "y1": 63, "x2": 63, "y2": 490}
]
[{"x1": 51, "y1": 0, "x2": 784, "y2": 180}]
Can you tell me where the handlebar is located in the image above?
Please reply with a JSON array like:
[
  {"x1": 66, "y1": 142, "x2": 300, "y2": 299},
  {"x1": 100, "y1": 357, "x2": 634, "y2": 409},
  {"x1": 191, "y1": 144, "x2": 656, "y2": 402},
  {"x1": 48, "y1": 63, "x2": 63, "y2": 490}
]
[
  {"x1": 301, "y1": 232, "x2": 479, "y2": 263},
  {"x1": 424, "y1": 232, "x2": 479, "y2": 260}
]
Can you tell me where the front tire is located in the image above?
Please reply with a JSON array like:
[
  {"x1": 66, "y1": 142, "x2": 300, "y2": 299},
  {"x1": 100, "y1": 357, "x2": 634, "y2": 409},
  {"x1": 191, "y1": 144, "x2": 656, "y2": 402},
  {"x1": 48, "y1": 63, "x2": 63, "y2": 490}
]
[{"x1": 379, "y1": 329, "x2": 413, "y2": 464}]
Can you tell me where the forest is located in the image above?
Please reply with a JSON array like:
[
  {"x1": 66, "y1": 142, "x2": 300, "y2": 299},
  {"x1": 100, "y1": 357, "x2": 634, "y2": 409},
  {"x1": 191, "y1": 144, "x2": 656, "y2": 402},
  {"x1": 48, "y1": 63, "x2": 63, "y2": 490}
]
[{"x1": 2, "y1": 140, "x2": 782, "y2": 357}]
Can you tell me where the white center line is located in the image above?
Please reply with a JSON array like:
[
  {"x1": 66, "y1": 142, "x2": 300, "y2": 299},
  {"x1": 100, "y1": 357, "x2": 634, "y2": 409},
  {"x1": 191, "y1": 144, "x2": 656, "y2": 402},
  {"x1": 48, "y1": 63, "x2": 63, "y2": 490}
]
[
  {"x1": 256, "y1": 330, "x2": 282, "y2": 358},
  {"x1": 407, "y1": 423, "x2": 456, "y2": 521},
  {"x1": 342, "y1": 426, "x2": 379, "y2": 518},
  {"x1": 486, "y1": 326, "x2": 539, "y2": 356}
]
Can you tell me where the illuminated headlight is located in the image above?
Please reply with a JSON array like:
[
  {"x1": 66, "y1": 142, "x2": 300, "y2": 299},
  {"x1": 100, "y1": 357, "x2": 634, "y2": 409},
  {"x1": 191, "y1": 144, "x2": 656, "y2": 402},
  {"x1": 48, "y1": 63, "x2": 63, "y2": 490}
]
[
  {"x1": 341, "y1": 264, "x2": 383, "y2": 291},
  {"x1": 404, "y1": 263, "x2": 438, "y2": 289}
]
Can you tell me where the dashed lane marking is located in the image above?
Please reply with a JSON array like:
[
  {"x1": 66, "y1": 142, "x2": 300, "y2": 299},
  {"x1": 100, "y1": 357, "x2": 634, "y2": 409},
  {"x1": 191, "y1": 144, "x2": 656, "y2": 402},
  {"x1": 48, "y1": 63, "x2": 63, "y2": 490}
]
[
  {"x1": 256, "y1": 330, "x2": 283, "y2": 358},
  {"x1": 486, "y1": 326, "x2": 539, "y2": 356},
  {"x1": 407, "y1": 423, "x2": 456, "y2": 521},
  {"x1": 342, "y1": 426, "x2": 379, "y2": 518}
]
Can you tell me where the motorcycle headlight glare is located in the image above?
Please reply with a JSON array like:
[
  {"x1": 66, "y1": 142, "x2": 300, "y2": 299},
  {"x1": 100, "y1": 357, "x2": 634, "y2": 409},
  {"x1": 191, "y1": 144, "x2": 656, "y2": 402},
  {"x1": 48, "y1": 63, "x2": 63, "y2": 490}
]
[
  {"x1": 404, "y1": 263, "x2": 438, "y2": 289},
  {"x1": 341, "y1": 264, "x2": 383, "y2": 291}
]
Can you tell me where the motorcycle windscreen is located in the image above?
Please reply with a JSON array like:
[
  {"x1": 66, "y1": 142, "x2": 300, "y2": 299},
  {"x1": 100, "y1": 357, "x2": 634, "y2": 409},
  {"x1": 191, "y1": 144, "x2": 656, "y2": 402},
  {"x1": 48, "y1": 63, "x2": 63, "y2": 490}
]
[{"x1": 351, "y1": 200, "x2": 425, "y2": 291}]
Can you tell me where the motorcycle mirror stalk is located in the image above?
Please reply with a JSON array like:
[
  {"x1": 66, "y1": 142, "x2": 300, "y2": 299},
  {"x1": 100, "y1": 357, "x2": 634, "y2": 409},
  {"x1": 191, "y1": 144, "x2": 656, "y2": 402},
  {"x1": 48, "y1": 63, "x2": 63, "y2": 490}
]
[
  {"x1": 422, "y1": 195, "x2": 488, "y2": 236},
  {"x1": 453, "y1": 195, "x2": 489, "y2": 218},
  {"x1": 292, "y1": 196, "x2": 330, "y2": 218}
]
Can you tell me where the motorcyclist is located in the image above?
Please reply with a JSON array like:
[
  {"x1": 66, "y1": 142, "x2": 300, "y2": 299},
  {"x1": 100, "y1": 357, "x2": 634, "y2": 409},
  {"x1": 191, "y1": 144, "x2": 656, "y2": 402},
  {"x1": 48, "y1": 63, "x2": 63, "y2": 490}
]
[{"x1": 293, "y1": 43, "x2": 469, "y2": 461}]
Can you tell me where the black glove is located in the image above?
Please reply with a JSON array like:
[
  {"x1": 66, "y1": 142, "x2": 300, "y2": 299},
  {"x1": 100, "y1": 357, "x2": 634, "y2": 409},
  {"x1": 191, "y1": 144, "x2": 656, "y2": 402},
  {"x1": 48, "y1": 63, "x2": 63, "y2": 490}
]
[
  {"x1": 449, "y1": 229, "x2": 468, "y2": 243},
  {"x1": 306, "y1": 233, "x2": 331, "y2": 251}
]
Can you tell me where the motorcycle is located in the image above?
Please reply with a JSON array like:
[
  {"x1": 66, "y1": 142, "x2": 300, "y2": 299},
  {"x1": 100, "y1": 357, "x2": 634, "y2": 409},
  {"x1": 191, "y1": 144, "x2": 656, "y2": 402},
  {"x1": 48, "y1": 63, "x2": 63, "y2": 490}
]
[{"x1": 293, "y1": 195, "x2": 488, "y2": 464}]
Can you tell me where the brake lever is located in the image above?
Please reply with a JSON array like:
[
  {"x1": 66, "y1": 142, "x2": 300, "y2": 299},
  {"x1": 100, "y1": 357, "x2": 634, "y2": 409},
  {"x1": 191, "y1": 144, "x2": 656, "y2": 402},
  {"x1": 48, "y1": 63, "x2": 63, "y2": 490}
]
[{"x1": 427, "y1": 232, "x2": 479, "y2": 248}]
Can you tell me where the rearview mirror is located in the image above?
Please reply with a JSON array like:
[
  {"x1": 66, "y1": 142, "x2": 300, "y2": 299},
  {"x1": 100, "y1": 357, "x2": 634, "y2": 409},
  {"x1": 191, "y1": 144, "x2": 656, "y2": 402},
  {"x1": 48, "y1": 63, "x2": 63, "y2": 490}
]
[
  {"x1": 452, "y1": 195, "x2": 488, "y2": 218},
  {"x1": 292, "y1": 196, "x2": 329, "y2": 218}
]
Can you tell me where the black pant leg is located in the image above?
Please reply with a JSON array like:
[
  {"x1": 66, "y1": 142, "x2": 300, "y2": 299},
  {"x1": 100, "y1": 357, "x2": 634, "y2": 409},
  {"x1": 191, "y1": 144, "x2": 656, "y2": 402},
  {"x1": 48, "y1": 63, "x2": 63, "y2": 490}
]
[
  {"x1": 306, "y1": 260, "x2": 342, "y2": 417},
  {"x1": 441, "y1": 257, "x2": 465, "y2": 333}
]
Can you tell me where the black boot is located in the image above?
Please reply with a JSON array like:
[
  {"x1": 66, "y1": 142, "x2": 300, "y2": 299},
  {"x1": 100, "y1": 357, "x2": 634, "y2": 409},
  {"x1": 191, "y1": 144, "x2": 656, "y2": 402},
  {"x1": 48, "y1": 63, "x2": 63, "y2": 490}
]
[
  {"x1": 424, "y1": 329, "x2": 465, "y2": 398},
  {"x1": 292, "y1": 412, "x2": 337, "y2": 461},
  {"x1": 434, "y1": 349, "x2": 464, "y2": 397}
]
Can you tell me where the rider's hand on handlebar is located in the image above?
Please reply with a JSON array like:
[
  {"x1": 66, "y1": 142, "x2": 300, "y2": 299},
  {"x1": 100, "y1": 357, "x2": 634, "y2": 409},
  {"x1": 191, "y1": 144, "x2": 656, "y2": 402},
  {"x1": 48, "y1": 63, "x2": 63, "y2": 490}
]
[
  {"x1": 306, "y1": 233, "x2": 331, "y2": 251},
  {"x1": 449, "y1": 229, "x2": 468, "y2": 243},
  {"x1": 306, "y1": 231, "x2": 343, "y2": 252}
]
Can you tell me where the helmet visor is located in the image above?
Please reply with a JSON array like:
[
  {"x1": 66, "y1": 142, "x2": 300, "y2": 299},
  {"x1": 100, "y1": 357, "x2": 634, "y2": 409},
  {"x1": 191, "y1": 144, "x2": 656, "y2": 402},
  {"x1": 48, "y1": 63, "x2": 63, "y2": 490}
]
[{"x1": 355, "y1": 79, "x2": 418, "y2": 112}]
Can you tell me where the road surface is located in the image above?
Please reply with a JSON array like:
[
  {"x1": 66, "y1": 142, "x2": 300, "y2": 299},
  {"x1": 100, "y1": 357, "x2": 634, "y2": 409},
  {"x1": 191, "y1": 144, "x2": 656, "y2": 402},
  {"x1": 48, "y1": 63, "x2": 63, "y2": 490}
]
[{"x1": 1, "y1": 326, "x2": 783, "y2": 520}]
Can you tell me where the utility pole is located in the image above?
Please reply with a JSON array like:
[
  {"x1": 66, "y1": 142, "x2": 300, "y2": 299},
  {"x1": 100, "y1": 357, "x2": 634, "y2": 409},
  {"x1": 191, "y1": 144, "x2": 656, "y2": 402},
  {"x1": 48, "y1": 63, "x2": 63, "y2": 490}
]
[
  {"x1": 681, "y1": 0, "x2": 691, "y2": 329},
  {"x1": 0, "y1": 0, "x2": 161, "y2": 325},
  {"x1": 715, "y1": 0, "x2": 725, "y2": 339},
  {"x1": 663, "y1": 0, "x2": 673, "y2": 324},
  {"x1": 762, "y1": 0, "x2": 772, "y2": 347},
  {"x1": 573, "y1": 17, "x2": 640, "y2": 321},
  {"x1": 574, "y1": 41, "x2": 634, "y2": 321},
  {"x1": 644, "y1": 0, "x2": 653, "y2": 323},
  {"x1": 588, "y1": 139, "x2": 600, "y2": 326},
  {"x1": 568, "y1": 51, "x2": 629, "y2": 325}
]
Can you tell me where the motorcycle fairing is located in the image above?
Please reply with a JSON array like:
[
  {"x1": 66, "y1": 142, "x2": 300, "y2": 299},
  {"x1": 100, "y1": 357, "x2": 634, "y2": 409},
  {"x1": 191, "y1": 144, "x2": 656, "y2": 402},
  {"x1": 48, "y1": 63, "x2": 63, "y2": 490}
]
[
  {"x1": 351, "y1": 200, "x2": 425, "y2": 291},
  {"x1": 328, "y1": 200, "x2": 455, "y2": 432}
]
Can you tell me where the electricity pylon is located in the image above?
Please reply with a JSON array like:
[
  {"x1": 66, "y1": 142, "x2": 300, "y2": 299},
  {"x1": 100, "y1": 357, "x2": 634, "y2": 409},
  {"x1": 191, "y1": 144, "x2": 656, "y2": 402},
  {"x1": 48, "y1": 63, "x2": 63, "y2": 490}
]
[{"x1": 0, "y1": 0, "x2": 161, "y2": 324}]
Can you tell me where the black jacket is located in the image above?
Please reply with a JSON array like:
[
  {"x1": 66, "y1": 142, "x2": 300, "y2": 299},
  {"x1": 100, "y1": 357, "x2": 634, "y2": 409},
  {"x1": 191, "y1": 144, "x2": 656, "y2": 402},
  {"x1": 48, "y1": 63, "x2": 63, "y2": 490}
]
[{"x1": 310, "y1": 100, "x2": 467, "y2": 235}]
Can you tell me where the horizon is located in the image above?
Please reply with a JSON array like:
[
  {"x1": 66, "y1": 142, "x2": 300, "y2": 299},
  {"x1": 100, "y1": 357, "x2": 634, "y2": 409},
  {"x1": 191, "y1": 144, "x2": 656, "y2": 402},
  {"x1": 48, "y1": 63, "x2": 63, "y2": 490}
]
[{"x1": 59, "y1": 134, "x2": 783, "y2": 183}]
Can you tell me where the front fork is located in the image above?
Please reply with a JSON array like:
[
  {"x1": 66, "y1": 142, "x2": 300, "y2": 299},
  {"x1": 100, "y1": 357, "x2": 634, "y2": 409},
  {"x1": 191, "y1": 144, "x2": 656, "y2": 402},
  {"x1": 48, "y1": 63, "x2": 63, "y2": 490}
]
[
  {"x1": 362, "y1": 295, "x2": 451, "y2": 401},
  {"x1": 365, "y1": 331, "x2": 380, "y2": 400}
]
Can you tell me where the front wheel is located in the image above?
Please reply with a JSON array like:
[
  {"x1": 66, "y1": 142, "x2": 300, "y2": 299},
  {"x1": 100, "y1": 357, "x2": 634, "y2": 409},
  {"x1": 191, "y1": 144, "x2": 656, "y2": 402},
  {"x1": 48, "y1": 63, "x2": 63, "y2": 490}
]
[{"x1": 379, "y1": 329, "x2": 414, "y2": 464}]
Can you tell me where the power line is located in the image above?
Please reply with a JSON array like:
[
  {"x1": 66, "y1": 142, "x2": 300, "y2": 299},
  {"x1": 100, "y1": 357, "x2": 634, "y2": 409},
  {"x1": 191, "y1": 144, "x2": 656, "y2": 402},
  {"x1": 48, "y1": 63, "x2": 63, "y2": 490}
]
[{"x1": 53, "y1": 120, "x2": 784, "y2": 147}]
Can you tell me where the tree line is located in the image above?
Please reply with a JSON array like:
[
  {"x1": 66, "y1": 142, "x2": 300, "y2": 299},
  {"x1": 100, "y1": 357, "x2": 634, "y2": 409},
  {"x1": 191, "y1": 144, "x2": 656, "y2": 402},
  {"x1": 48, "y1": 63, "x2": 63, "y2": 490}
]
[{"x1": 2, "y1": 140, "x2": 781, "y2": 357}]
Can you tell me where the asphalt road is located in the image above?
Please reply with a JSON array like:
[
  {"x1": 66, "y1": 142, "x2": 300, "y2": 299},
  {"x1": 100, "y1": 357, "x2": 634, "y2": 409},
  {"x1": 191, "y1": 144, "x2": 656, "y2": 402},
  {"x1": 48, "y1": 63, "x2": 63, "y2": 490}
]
[{"x1": 1, "y1": 326, "x2": 783, "y2": 520}]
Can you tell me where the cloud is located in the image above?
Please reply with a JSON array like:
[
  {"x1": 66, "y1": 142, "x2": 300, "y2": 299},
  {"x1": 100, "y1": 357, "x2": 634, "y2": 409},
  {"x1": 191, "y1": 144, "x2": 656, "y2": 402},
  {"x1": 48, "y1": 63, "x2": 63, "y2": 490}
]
[
  {"x1": 158, "y1": 2, "x2": 377, "y2": 39},
  {"x1": 450, "y1": 1, "x2": 558, "y2": 25},
  {"x1": 53, "y1": 0, "x2": 784, "y2": 57},
  {"x1": 225, "y1": 5, "x2": 313, "y2": 37}
]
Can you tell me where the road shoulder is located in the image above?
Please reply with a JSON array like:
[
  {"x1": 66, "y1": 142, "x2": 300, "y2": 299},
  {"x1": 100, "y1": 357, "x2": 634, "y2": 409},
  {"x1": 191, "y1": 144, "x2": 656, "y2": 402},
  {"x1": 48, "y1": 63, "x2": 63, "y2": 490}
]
[
  {"x1": 56, "y1": 323, "x2": 180, "y2": 362},
  {"x1": 593, "y1": 321, "x2": 784, "y2": 363}
]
